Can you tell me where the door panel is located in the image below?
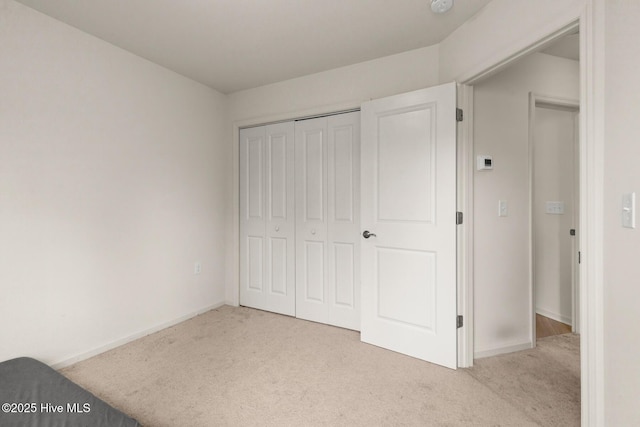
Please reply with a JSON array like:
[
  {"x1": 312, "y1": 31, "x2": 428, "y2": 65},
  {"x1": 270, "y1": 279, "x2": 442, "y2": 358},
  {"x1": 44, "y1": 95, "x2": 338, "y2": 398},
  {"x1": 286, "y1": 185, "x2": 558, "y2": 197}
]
[
  {"x1": 333, "y1": 127, "x2": 355, "y2": 221},
  {"x1": 377, "y1": 106, "x2": 436, "y2": 222},
  {"x1": 264, "y1": 122, "x2": 296, "y2": 315},
  {"x1": 269, "y1": 237, "x2": 288, "y2": 295},
  {"x1": 295, "y1": 112, "x2": 361, "y2": 330},
  {"x1": 377, "y1": 248, "x2": 436, "y2": 329},
  {"x1": 247, "y1": 236, "x2": 263, "y2": 291},
  {"x1": 240, "y1": 127, "x2": 267, "y2": 310},
  {"x1": 240, "y1": 122, "x2": 295, "y2": 316},
  {"x1": 327, "y1": 113, "x2": 360, "y2": 330},
  {"x1": 295, "y1": 118, "x2": 329, "y2": 322},
  {"x1": 304, "y1": 241, "x2": 325, "y2": 302},
  {"x1": 361, "y1": 83, "x2": 457, "y2": 369},
  {"x1": 268, "y1": 133, "x2": 288, "y2": 220},
  {"x1": 247, "y1": 136, "x2": 263, "y2": 220},
  {"x1": 303, "y1": 129, "x2": 325, "y2": 222},
  {"x1": 333, "y1": 242, "x2": 355, "y2": 307}
]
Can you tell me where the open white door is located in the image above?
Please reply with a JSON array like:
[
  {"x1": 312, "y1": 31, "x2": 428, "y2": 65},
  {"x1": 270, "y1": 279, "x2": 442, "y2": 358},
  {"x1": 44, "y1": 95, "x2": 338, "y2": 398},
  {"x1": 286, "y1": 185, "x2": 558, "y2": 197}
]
[{"x1": 360, "y1": 83, "x2": 458, "y2": 369}]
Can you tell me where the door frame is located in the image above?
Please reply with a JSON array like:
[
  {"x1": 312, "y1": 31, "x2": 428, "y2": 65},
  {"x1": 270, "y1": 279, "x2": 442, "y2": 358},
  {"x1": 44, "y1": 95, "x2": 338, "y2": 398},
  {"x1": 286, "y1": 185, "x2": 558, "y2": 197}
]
[
  {"x1": 528, "y1": 94, "x2": 580, "y2": 345},
  {"x1": 455, "y1": 3, "x2": 605, "y2": 424},
  {"x1": 456, "y1": 84, "x2": 474, "y2": 369}
]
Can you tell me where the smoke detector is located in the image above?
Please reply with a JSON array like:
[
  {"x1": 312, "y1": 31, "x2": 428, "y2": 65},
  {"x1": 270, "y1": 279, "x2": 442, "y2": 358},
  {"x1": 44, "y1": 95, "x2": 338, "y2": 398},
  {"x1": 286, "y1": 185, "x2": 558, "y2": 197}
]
[{"x1": 431, "y1": 0, "x2": 454, "y2": 14}]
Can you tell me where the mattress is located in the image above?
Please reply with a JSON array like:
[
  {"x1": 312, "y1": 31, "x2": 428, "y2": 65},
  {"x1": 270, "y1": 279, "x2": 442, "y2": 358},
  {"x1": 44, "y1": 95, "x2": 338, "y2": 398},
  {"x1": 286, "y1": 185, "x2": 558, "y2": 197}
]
[{"x1": 0, "y1": 357, "x2": 140, "y2": 427}]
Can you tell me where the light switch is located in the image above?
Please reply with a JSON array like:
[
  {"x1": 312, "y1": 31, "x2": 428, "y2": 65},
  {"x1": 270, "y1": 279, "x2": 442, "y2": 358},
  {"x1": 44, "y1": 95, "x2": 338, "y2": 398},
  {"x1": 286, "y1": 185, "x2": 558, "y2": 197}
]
[
  {"x1": 498, "y1": 200, "x2": 508, "y2": 217},
  {"x1": 622, "y1": 192, "x2": 636, "y2": 229},
  {"x1": 546, "y1": 201, "x2": 565, "y2": 215}
]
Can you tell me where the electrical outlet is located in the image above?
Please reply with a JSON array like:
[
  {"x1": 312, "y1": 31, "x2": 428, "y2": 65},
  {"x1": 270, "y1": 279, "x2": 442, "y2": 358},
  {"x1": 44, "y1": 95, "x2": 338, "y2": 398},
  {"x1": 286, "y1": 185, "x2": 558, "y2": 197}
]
[{"x1": 194, "y1": 262, "x2": 201, "y2": 275}]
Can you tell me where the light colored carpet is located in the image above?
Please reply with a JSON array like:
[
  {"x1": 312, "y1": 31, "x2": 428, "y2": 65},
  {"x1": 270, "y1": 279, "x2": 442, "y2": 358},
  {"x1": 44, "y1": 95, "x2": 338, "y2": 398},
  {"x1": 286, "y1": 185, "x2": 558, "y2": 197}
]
[
  {"x1": 60, "y1": 306, "x2": 580, "y2": 426},
  {"x1": 468, "y1": 333, "x2": 580, "y2": 426}
]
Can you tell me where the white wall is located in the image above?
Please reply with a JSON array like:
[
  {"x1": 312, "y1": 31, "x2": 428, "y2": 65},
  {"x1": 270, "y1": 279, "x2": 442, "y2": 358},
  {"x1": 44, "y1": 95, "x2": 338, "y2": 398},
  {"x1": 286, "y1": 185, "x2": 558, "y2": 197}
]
[
  {"x1": 226, "y1": 45, "x2": 440, "y2": 304},
  {"x1": 533, "y1": 107, "x2": 577, "y2": 325},
  {"x1": 473, "y1": 53, "x2": 579, "y2": 357},
  {"x1": 0, "y1": 0, "x2": 230, "y2": 366},
  {"x1": 603, "y1": 1, "x2": 640, "y2": 425},
  {"x1": 228, "y1": 45, "x2": 439, "y2": 124}
]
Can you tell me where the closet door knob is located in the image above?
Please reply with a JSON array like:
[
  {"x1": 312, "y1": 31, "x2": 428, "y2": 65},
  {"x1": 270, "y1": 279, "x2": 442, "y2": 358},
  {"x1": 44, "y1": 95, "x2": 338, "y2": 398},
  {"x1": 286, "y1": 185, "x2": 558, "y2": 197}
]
[
  {"x1": 275, "y1": 226, "x2": 280, "y2": 232},
  {"x1": 311, "y1": 229, "x2": 316, "y2": 235},
  {"x1": 362, "y1": 230, "x2": 377, "y2": 239}
]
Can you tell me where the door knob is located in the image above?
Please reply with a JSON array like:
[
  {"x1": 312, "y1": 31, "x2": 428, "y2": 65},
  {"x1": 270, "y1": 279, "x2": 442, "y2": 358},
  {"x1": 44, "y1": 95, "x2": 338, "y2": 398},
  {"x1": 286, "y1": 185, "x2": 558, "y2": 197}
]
[{"x1": 362, "y1": 230, "x2": 377, "y2": 239}]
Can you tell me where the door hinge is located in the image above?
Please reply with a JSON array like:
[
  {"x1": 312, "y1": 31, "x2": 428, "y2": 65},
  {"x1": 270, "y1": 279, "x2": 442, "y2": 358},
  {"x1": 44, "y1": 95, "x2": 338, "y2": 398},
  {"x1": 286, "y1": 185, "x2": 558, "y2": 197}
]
[
  {"x1": 456, "y1": 211, "x2": 463, "y2": 225},
  {"x1": 456, "y1": 108, "x2": 464, "y2": 122},
  {"x1": 457, "y1": 315, "x2": 463, "y2": 329},
  {"x1": 578, "y1": 251, "x2": 581, "y2": 264}
]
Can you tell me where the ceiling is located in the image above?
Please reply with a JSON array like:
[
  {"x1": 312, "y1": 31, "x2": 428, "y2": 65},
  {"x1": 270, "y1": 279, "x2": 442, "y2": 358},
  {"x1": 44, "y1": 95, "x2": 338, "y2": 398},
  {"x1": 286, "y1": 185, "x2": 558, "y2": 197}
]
[{"x1": 15, "y1": 0, "x2": 493, "y2": 94}]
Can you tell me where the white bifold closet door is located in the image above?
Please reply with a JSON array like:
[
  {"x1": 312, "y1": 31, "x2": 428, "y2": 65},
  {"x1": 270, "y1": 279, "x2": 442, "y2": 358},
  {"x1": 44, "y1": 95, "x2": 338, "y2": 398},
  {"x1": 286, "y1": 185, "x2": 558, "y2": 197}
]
[
  {"x1": 295, "y1": 112, "x2": 361, "y2": 330},
  {"x1": 239, "y1": 122, "x2": 295, "y2": 316},
  {"x1": 239, "y1": 111, "x2": 360, "y2": 330}
]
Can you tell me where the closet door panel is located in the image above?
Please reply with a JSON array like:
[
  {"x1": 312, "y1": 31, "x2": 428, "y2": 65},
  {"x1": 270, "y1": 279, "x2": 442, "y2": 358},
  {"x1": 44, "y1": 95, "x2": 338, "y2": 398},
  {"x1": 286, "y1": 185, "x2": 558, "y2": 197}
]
[
  {"x1": 327, "y1": 112, "x2": 361, "y2": 330},
  {"x1": 240, "y1": 127, "x2": 267, "y2": 310},
  {"x1": 264, "y1": 122, "x2": 295, "y2": 315},
  {"x1": 295, "y1": 118, "x2": 328, "y2": 324},
  {"x1": 240, "y1": 122, "x2": 295, "y2": 316},
  {"x1": 302, "y1": 129, "x2": 325, "y2": 222},
  {"x1": 295, "y1": 112, "x2": 361, "y2": 330},
  {"x1": 268, "y1": 237, "x2": 287, "y2": 295},
  {"x1": 333, "y1": 242, "x2": 355, "y2": 306},
  {"x1": 268, "y1": 132, "x2": 288, "y2": 220},
  {"x1": 246, "y1": 236, "x2": 264, "y2": 291},
  {"x1": 304, "y1": 241, "x2": 326, "y2": 302}
]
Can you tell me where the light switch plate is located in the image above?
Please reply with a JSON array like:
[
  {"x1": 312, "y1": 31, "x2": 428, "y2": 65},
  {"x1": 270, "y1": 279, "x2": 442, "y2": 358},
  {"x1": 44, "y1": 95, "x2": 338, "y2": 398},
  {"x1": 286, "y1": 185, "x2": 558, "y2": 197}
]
[
  {"x1": 498, "y1": 200, "x2": 508, "y2": 217},
  {"x1": 622, "y1": 192, "x2": 636, "y2": 229},
  {"x1": 546, "y1": 201, "x2": 565, "y2": 215}
]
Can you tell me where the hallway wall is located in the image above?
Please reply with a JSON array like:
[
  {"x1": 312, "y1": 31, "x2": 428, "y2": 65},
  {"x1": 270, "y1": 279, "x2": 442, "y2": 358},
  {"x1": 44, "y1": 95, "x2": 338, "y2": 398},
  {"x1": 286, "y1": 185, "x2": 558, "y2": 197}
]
[{"x1": 473, "y1": 52, "x2": 579, "y2": 357}]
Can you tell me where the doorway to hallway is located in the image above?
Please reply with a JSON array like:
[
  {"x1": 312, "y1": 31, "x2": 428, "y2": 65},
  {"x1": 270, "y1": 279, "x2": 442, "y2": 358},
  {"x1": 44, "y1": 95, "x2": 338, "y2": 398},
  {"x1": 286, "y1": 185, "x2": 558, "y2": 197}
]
[{"x1": 531, "y1": 99, "x2": 580, "y2": 341}]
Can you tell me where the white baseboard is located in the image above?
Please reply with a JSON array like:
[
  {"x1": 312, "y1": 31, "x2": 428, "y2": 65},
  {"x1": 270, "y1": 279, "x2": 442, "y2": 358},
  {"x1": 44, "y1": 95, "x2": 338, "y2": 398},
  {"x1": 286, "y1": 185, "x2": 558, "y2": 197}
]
[
  {"x1": 536, "y1": 307, "x2": 572, "y2": 326},
  {"x1": 52, "y1": 301, "x2": 226, "y2": 369},
  {"x1": 474, "y1": 340, "x2": 533, "y2": 359}
]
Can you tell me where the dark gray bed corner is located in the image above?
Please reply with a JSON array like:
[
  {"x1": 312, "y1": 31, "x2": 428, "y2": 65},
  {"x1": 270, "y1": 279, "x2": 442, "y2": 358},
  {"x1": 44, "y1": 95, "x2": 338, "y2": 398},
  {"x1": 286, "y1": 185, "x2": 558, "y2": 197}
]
[{"x1": 0, "y1": 357, "x2": 140, "y2": 427}]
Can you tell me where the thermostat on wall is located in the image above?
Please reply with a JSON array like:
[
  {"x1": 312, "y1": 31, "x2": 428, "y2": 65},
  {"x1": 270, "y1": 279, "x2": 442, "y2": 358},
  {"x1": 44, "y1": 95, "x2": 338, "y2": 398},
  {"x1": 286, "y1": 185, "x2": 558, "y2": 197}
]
[{"x1": 477, "y1": 155, "x2": 493, "y2": 171}]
